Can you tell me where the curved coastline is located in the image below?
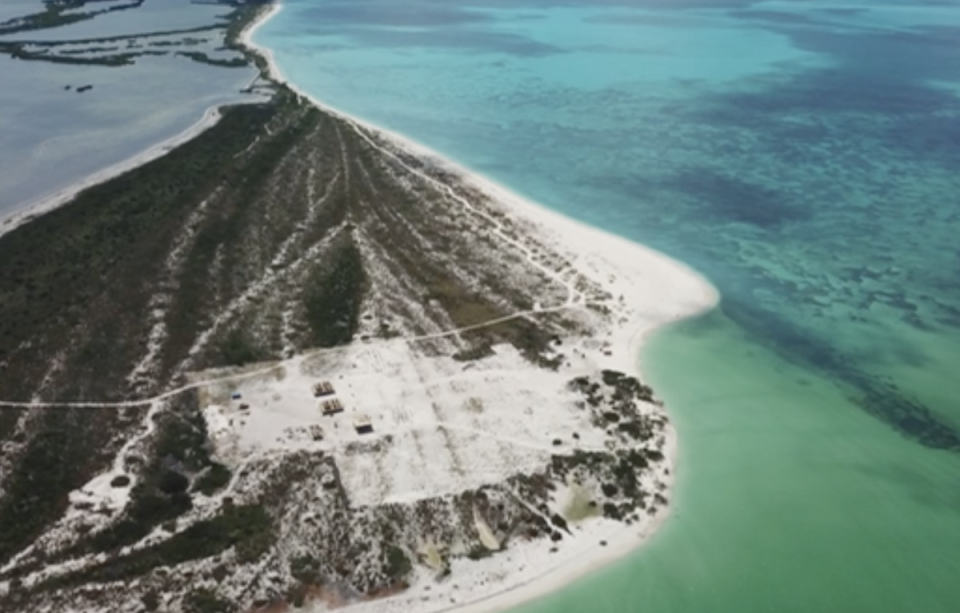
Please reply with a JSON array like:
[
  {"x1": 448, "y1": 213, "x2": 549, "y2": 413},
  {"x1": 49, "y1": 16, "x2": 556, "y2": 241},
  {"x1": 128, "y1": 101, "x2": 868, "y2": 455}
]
[
  {"x1": 5, "y1": 3, "x2": 959, "y2": 612},
  {"x1": 244, "y1": 3, "x2": 718, "y2": 613}
]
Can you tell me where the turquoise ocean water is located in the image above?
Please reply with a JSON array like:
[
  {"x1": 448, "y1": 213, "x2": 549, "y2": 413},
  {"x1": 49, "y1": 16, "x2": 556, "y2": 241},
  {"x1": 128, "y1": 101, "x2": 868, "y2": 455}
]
[{"x1": 253, "y1": 1, "x2": 960, "y2": 611}]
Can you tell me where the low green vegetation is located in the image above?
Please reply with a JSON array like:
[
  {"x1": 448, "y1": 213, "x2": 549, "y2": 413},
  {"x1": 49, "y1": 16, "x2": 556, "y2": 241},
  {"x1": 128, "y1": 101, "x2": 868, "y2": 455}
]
[
  {"x1": 195, "y1": 463, "x2": 232, "y2": 495},
  {"x1": 384, "y1": 545, "x2": 412, "y2": 580},
  {"x1": 0, "y1": 408, "x2": 23, "y2": 442},
  {"x1": 184, "y1": 588, "x2": 233, "y2": 613},
  {"x1": 44, "y1": 503, "x2": 271, "y2": 590},
  {"x1": 290, "y1": 553, "x2": 323, "y2": 584},
  {"x1": 0, "y1": 42, "x2": 141, "y2": 66},
  {"x1": 303, "y1": 239, "x2": 367, "y2": 347},
  {"x1": 602, "y1": 369, "x2": 654, "y2": 402},
  {"x1": 458, "y1": 316, "x2": 554, "y2": 365},
  {"x1": 176, "y1": 51, "x2": 248, "y2": 68},
  {"x1": 544, "y1": 443, "x2": 659, "y2": 522},
  {"x1": 568, "y1": 372, "x2": 661, "y2": 441},
  {"x1": 0, "y1": 406, "x2": 136, "y2": 565},
  {"x1": 452, "y1": 342, "x2": 494, "y2": 362},
  {"x1": 611, "y1": 453, "x2": 640, "y2": 499},
  {"x1": 465, "y1": 545, "x2": 493, "y2": 561},
  {"x1": 216, "y1": 328, "x2": 267, "y2": 367},
  {"x1": 90, "y1": 398, "x2": 230, "y2": 553}
]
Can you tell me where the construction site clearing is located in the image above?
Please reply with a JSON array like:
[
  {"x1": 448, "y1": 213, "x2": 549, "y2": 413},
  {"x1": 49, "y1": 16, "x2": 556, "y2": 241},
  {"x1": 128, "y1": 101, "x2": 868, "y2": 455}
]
[{"x1": 194, "y1": 331, "x2": 633, "y2": 507}]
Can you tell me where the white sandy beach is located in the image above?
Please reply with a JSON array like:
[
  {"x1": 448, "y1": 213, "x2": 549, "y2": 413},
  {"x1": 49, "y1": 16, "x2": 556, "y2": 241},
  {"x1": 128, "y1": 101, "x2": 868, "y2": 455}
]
[{"x1": 240, "y1": 4, "x2": 718, "y2": 613}]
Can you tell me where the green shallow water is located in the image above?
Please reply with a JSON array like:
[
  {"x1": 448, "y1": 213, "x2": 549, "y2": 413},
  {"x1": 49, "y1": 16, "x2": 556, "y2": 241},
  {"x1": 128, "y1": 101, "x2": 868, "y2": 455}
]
[{"x1": 516, "y1": 310, "x2": 960, "y2": 613}]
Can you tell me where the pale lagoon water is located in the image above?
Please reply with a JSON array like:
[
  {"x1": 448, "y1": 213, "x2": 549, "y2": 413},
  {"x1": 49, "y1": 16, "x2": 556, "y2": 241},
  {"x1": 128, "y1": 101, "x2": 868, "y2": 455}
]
[
  {"x1": 0, "y1": 0, "x2": 259, "y2": 218},
  {"x1": 254, "y1": 0, "x2": 960, "y2": 611},
  {"x1": 1, "y1": 0, "x2": 231, "y2": 42}
]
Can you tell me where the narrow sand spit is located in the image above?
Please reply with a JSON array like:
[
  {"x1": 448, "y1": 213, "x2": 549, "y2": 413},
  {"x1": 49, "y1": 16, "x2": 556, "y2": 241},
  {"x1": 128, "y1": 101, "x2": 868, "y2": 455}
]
[{"x1": 242, "y1": 4, "x2": 718, "y2": 613}]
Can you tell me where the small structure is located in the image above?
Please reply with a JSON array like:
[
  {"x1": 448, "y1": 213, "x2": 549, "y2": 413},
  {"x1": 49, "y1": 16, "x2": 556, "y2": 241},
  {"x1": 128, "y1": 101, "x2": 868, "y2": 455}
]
[
  {"x1": 354, "y1": 416, "x2": 374, "y2": 435},
  {"x1": 313, "y1": 381, "x2": 335, "y2": 397},
  {"x1": 231, "y1": 393, "x2": 242, "y2": 400},
  {"x1": 309, "y1": 425, "x2": 325, "y2": 441},
  {"x1": 321, "y1": 399, "x2": 344, "y2": 416}
]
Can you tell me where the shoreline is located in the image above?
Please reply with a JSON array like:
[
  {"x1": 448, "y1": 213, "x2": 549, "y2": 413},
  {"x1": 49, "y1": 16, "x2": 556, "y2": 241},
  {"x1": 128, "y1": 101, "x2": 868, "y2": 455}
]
[
  {"x1": 243, "y1": 3, "x2": 716, "y2": 613},
  {"x1": 0, "y1": 105, "x2": 224, "y2": 242}
]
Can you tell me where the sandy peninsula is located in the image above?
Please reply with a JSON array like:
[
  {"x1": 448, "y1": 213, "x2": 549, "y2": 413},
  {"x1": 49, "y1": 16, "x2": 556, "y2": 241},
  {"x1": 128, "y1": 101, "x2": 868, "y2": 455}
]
[
  {"x1": 237, "y1": 4, "x2": 718, "y2": 613},
  {"x1": 0, "y1": 4, "x2": 716, "y2": 612}
]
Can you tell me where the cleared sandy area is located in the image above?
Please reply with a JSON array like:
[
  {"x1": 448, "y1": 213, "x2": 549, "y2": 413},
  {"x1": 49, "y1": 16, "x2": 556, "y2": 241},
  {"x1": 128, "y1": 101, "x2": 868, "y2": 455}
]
[{"x1": 202, "y1": 338, "x2": 631, "y2": 505}]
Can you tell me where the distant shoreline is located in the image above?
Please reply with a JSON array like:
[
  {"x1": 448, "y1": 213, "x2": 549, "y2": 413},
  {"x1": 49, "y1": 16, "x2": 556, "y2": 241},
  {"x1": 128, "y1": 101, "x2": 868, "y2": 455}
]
[{"x1": 242, "y1": 3, "x2": 716, "y2": 613}]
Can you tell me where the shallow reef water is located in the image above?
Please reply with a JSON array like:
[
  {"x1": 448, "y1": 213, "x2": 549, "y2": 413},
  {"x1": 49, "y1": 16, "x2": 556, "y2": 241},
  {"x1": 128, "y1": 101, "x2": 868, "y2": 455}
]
[{"x1": 257, "y1": 0, "x2": 960, "y2": 611}]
